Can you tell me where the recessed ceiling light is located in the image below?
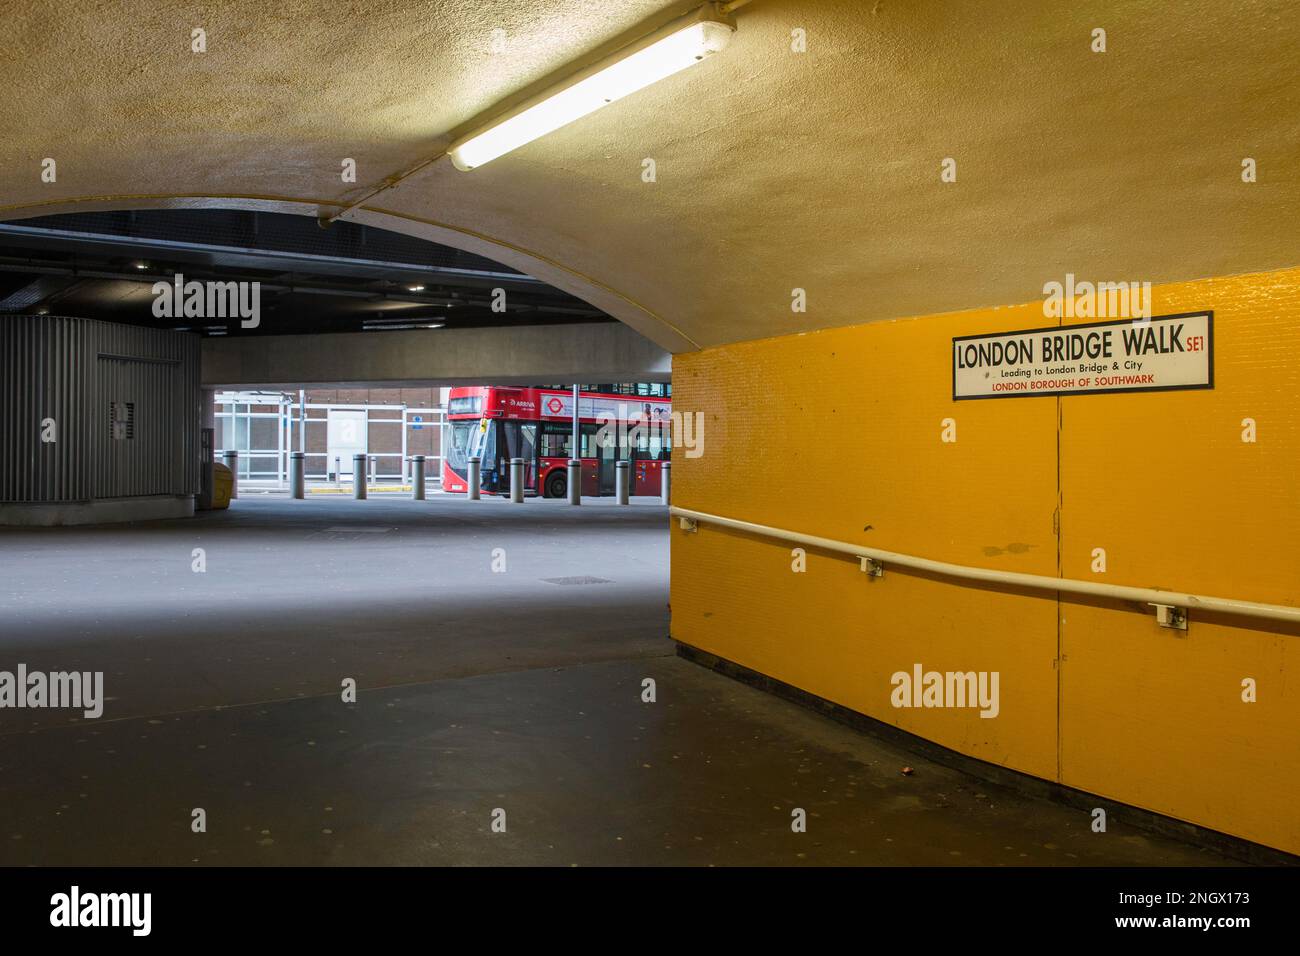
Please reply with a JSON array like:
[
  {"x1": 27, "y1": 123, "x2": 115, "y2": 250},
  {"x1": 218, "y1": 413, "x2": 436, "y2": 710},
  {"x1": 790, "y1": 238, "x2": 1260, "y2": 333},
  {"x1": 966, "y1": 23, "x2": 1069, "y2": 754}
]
[
  {"x1": 135, "y1": 262, "x2": 149, "y2": 270},
  {"x1": 408, "y1": 284, "x2": 425, "y2": 292}
]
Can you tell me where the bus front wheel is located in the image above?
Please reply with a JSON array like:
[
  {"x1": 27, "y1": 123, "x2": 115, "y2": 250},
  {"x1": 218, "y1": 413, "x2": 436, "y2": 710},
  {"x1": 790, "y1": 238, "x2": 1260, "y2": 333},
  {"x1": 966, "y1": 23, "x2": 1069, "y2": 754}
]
[{"x1": 544, "y1": 471, "x2": 567, "y2": 499}]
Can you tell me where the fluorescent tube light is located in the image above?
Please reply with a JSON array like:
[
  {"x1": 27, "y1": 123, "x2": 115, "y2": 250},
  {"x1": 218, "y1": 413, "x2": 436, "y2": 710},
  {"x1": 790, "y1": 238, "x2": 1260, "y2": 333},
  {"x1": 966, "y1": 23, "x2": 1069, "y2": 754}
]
[
  {"x1": 449, "y1": 14, "x2": 734, "y2": 171},
  {"x1": 362, "y1": 319, "x2": 445, "y2": 331}
]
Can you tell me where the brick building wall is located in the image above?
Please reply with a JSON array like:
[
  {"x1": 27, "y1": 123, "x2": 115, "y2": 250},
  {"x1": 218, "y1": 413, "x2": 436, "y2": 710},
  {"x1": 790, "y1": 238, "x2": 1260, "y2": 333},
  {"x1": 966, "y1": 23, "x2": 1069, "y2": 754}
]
[{"x1": 292, "y1": 388, "x2": 444, "y2": 477}]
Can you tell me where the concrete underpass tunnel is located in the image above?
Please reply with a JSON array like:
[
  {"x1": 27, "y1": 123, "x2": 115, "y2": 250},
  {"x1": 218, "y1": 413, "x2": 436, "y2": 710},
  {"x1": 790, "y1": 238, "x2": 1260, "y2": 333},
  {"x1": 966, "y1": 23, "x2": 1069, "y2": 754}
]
[{"x1": 0, "y1": 205, "x2": 675, "y2": 518}]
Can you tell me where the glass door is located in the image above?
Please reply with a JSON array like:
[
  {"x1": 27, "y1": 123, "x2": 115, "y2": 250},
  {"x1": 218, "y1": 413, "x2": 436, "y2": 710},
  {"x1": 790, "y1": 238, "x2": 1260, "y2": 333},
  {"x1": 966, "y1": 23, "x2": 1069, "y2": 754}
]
[
  {"x1": 598, "y1": 431, "x2": 621, "y2": 495},
  {"x1": 498, "y1": 421, "x2": 539, "y2": 493}
]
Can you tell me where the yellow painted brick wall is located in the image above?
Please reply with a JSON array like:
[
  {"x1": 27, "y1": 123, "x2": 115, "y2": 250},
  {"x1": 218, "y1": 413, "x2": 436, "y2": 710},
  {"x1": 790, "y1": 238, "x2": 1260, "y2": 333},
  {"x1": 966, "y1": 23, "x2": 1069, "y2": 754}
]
[
  {"x1": 671, "y1": 265, "x2": 1300, "y2": 854},
  {"x1": 672, "y1": 304, "x2": 1063, "y2": 782},
  {"x1": 1057, "y1": 270, "x2": 1300, "y2": 853}
]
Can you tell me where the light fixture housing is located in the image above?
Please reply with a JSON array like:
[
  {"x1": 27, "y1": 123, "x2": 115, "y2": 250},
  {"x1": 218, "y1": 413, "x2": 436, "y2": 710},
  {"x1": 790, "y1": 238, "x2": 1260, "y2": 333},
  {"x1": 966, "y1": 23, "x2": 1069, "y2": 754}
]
[
  {"x1": 362, "y1": 315, "x2": 446, "y2": 331},
  {"x1": 449, "y1": 6, "x2": 735, "y2": 171}
]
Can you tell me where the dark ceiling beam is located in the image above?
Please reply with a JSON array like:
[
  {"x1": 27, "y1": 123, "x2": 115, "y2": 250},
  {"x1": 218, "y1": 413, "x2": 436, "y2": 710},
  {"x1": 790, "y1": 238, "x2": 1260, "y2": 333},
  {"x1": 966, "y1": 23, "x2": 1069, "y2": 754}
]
[
  {"x1": 0, "y1": 260, "x2": 602, "y2": 316},
  {"x1": 0, "y1": 274, "x2": 82, "y2": 312},
  {"x1": 0, "y1": 222, "x2": 542, "y2": 287}
]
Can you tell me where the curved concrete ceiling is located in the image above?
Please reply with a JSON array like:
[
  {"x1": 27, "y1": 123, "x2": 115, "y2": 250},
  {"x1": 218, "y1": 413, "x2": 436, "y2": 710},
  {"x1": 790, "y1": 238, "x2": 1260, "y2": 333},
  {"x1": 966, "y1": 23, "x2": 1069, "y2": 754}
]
[{"x1": 2, "y1": 0, "x2": 1297, "y2": 351}]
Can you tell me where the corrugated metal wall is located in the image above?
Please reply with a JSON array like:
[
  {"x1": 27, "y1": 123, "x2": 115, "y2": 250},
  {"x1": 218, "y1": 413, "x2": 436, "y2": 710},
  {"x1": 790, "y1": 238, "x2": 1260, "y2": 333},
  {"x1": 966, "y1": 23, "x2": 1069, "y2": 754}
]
[{"x1": 0, "y1": 316, "x2": 200, "y2": 503}]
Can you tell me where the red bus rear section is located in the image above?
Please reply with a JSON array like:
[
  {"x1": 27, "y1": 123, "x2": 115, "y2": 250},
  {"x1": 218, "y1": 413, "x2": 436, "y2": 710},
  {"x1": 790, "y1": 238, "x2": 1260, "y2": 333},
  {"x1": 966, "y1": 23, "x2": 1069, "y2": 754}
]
[{"x1": 442, "y1": 386, "x2": 671, "y2": 498}]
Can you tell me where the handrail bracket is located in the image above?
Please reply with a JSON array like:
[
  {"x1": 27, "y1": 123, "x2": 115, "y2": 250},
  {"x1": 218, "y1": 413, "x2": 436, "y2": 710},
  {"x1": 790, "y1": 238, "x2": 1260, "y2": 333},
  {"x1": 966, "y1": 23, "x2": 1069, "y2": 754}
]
[
  {"x1": 860, "y1": 557, "x2": 884, "y2": 578},
  {"x1": 1150, "y1": 603, "x2": 1188, "y2": 631}
]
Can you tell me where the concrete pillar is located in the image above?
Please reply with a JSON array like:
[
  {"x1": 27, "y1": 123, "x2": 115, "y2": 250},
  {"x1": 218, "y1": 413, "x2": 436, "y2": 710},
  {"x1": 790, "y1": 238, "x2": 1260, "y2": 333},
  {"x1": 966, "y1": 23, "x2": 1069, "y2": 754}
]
[
  {"x1": 412, "y1": 456, "x2": 426, "y2": 500},
  {"x1": 615, "y1": 460, "x2": 630, "y2": 505},
  {"x1": 661, "y1": 461, "x2": 671, "y2": 505},
  {"x1": 290, "y1": 451, "x2": 305, "y2": 499},
  {"x1": 353, "y1": 454, "x2": 367, "y2": 500},
  {"x1": 467, "y1": 456, "x2": 481, "y2": 500},
  {"x1": 567, "y1": 459, "x2": 581, "y2": 505},
  {"x1": 223, "y1": 450, "x2": 238, "y2": 499},
  {"x1": 202, "y1": 388, "x2": 216, "y2": 435},
  {"x1": 509, "y1": 457, "x2": 525, "y2": 503}
]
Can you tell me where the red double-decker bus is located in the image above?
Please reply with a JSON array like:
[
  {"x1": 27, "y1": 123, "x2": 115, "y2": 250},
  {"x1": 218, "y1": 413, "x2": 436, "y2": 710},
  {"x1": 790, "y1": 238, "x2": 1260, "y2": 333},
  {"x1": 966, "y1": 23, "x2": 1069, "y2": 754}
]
[{"x1": 443, "y1": 385, "x2": 672, "y2": 498}]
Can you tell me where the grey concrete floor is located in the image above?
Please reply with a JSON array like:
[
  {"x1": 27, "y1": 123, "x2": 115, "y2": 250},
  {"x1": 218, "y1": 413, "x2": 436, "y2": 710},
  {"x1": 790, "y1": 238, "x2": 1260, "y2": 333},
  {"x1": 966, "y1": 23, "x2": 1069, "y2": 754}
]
[{"x1": 0, "y1": 496, "x2": 1236, "y2": 866}]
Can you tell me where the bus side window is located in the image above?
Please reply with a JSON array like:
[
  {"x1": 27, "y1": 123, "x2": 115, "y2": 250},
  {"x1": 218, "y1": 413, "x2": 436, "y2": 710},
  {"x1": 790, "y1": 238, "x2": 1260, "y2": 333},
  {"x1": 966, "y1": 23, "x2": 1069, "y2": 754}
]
[
  {"x1": 580, "y1": 423, "x2": 600, "y2": 458},
  {"x1": 538, "y1": 421, "x2": 567, "y2": 458},
  {"x1": 632, "y1": 424, "x2": 674, "y2": 461}
]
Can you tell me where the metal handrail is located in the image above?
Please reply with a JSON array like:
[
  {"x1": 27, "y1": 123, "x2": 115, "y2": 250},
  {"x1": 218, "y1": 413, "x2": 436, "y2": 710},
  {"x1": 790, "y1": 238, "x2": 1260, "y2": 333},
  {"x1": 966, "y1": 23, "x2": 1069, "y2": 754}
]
[{"x1": 669, "y1": 506, "x2": 1300, "y2": 627}]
